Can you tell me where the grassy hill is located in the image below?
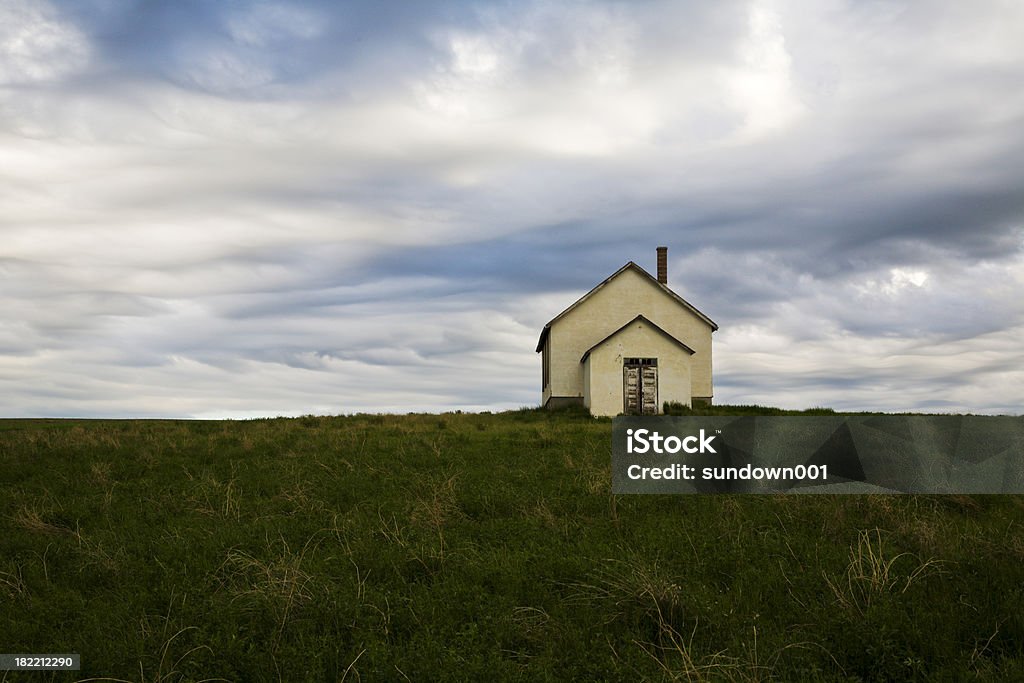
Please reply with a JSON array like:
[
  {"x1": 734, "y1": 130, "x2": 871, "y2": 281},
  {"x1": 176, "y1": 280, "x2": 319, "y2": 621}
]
[{"x1": 1, "y1": 408, "x2": 1022, "y2": 681}]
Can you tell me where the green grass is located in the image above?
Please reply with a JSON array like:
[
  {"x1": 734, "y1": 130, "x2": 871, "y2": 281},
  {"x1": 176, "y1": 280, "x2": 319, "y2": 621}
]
[{"x1": 1, "y1": 408, "x2": 1022, "y2": 681}]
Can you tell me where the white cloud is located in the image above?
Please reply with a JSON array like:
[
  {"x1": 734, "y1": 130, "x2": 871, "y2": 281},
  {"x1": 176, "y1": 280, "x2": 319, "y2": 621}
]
[
  {"x1": 711, "y1": 249, "x2": 1024, "y2": 413},
  {"x1": 449, "y1": 34, "x2": 501, "y2": 78},
  {"x1": 717, "y1": 323, "x2": 1024, "y2": 414},
  {"x1": 725, "y1": 0, "x2": 805, "y2": 139},
  {"x1": 854, "y1": 267, "x2": 930, "y2": 298},
  {"x1": 0, "y1": 0, "x2": 89, "y2": 84}
]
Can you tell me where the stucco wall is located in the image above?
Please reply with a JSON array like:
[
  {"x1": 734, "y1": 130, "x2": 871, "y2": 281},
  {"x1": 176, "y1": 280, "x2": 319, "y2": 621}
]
[
  {"x1": 584, "y1": 320, "x2": 693, "y2": 417},
  {"x1": 547, "y1": 267, "x2": 713, "y2": 401}
]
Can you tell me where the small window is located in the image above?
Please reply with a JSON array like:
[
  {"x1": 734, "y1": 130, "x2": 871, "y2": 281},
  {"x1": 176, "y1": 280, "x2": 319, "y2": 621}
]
[{"x1": 623, "y1": 358, "x2": 657, "y2": 366}]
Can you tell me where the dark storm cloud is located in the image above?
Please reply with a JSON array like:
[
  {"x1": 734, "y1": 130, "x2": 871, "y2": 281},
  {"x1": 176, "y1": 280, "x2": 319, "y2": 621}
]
[
  {"x1": 50, "y1": 0, "x2": 744, "y2": 96},
  {"x1": 48, "y1": 0, "x2": 467, "y2": 93}
]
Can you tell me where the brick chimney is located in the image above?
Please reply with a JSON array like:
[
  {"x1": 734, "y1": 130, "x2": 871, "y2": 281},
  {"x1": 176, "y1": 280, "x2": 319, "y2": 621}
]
[{"x1": 656, "y1": 246, "x2": 668, "y2": 285}]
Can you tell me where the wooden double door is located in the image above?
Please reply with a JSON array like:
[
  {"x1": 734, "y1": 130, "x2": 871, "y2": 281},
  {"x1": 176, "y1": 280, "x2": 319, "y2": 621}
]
[{"x1": 623, "y1": 358, "x2": 658, "y2": 415}]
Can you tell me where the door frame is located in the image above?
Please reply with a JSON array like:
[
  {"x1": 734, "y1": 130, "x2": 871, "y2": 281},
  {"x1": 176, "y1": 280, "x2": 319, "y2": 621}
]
[{"x1": 623, "y1": 357, "x2": 659, "y2": 415}]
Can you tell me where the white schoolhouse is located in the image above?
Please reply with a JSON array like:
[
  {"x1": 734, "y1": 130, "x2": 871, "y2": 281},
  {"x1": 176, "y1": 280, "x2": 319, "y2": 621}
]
[{"x1": 536, "y1": 248, "x2": 717, "y2": 416}]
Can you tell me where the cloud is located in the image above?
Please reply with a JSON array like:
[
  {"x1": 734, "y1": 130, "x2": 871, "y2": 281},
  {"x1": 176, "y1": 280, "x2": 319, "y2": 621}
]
[
  {"x1": 1, "y1": 0, "x2": 1023, "y2": 416},
  {"x1": 0, "y1": 0, "x2": 89, "y2": 84}
]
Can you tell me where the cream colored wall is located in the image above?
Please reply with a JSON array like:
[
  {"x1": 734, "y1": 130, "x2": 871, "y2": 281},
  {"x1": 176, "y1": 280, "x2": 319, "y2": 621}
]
[
  {"x1": 548, "y1": 267, "x2": 713, "y2": 400},
  {"x1": 585, "y1": 320, "x2": 693, "y2": 417}
]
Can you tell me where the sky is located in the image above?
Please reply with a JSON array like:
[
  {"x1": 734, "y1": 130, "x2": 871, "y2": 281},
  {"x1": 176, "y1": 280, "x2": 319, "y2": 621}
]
[{"x1": 2, "y1": 0, "x2": 1023, "y2": 418}]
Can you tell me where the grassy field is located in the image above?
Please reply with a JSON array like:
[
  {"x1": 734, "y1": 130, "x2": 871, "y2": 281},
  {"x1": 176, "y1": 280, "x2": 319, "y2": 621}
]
[{"x1": 1, "y1": 407, "x2": 1023, "y2": 681}]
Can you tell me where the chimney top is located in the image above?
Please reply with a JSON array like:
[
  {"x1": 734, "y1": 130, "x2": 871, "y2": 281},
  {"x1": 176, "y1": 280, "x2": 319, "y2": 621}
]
[{"x1": 656, "y1": 246, "x2": 668, "y2": 285}]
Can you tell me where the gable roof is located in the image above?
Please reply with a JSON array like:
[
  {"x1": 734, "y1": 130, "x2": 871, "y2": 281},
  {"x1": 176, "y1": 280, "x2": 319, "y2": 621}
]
[
  {"x1": 580, "y1": 315, "x2": 696, "y2": 363},
  {"x1": 535, "y1": 261, "x2": 718, "y2": 352}
]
